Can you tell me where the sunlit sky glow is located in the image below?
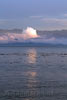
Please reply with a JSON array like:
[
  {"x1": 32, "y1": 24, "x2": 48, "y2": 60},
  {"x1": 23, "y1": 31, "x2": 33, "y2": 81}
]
[{"x1": 0, "y1": 0, "x2": 67, "y2": 30}]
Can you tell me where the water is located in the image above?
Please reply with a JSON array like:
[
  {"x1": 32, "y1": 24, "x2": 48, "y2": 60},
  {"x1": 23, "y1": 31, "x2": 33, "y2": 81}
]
[{"x1": 0, "y1": 47, "x2": 67, "y2": 100}]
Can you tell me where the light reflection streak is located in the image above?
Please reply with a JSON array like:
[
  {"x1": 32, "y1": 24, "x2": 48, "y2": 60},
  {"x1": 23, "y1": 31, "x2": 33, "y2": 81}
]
[
  {"x1": 27, "y1": 48, "x2": 37, "y2": 64},
  {"x1": 24, "y1": 48, "x2": 38, "y2": 98},
  {"x1": 26, "y1": 71, "x2": 37, "y2": 78},
  {"x1": 26, "y1": 71, "x2": 37, "y2": 88}
]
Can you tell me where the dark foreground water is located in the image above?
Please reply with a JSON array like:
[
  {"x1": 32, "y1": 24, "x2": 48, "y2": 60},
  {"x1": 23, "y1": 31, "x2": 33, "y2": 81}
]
[{"x1": 0, "y1": 47, "x2": 67, "y2": 100}]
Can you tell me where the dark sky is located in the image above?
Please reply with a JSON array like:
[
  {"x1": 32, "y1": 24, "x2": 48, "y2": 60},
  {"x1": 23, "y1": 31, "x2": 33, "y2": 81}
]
[{"x1": 0, "y1": 0, "x2": 67, "y2": 30}]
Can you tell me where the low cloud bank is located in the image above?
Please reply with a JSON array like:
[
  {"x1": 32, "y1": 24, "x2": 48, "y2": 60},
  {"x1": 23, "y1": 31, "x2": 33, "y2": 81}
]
[
  {"x1": 0, "y1": 27, "x2": 39, "y2": 43},
  {"x1": 0, "y1": 27, "x2": 67, "y2": 45}
]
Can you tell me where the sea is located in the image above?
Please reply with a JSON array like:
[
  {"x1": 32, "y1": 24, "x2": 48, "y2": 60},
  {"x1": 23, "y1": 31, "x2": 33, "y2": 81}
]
[{"x1": 0, "y1": 46, "x2": 67, "y2": 100}]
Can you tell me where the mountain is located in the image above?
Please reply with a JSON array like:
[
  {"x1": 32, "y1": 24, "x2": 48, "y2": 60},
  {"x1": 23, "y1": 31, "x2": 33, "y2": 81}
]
[{"x1": 0, "y1": 42, "x2": 66, "y2": 47}]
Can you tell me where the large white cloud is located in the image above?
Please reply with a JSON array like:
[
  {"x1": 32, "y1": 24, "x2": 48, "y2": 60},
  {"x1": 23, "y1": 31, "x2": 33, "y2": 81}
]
[{"x1": 0, "y1": 27, "x2": 39, "y2": 43}]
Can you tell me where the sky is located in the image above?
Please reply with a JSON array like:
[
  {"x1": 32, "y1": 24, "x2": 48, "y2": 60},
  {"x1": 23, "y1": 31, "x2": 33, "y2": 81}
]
[{"x1": 0, "y1": 0, "x2": 67, "y2": 30}]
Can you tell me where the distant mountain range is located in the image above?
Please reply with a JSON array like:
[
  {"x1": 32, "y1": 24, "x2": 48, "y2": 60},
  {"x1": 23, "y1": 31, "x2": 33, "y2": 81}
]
[{"x1": 0, "y1": 42, "x2": 66, "y2": 47}]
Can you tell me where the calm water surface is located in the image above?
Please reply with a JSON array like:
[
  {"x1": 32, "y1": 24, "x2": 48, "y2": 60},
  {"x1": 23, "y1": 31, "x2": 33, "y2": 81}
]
[{"x1": 0, "y1": 47, "x2": 67, "y2": 100}]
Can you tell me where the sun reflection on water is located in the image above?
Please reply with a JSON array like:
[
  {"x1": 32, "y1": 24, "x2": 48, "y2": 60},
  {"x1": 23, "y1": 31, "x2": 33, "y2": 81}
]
[
  {"x1": 26, "y1": 71, "x2": 37, "y2": 77},
  {"x1": 26, "y1": 71, "x2": 37, "y2": 88},
  {"x1": 24, "y1": 48, "x2": 38, "y2": 96},
  {"x1": 27, "y1": 48, "x2": 37, "y2": 64}
]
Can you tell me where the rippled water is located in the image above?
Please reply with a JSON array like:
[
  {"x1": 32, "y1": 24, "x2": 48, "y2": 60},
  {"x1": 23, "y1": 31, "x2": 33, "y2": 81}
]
[{"x1": 0, "y1": 47, "x2": 67, "y2": 100}]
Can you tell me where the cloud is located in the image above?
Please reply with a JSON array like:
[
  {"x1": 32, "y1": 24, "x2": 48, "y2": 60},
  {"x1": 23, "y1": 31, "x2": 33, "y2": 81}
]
[
  {"x1": 22, "y1": 27, "x2": 39, "y2": 39},
  {"x1": 42, "y1": 18, "x2": 60, "y2": 23},
  {"x1": 0, "y1": 26, "x2": 67, "y2": 45},
  {"x1": 42, "y1": 17, "x2": 67, "y2": 25},
  {"x1": 64, "y1": 14, "x2": 67, "y2": 17},
  {"x1": 0, "y1": 27, "x2": 39, "y2": 43},
  {"x1": 0, "y1": 27, "x2": 56, "y2": 44},
  {"x1": 30, "y1": 16, "x2": 43, "y2": 19},
  {"x1": 31, "y1": 35, "x2": 56, "y2": 44},
  {"x1": 40, "y1": 17, "x2": 67, "y2": 30}
]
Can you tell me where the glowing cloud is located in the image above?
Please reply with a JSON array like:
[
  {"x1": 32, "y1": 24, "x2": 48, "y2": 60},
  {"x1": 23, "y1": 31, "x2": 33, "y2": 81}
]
[
  {"x1": 0, "y1": 27, "x2": 40, "y2": 43},
  {"x1": 23, "y1": 27, "x2": 39, "y2": 39}
]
